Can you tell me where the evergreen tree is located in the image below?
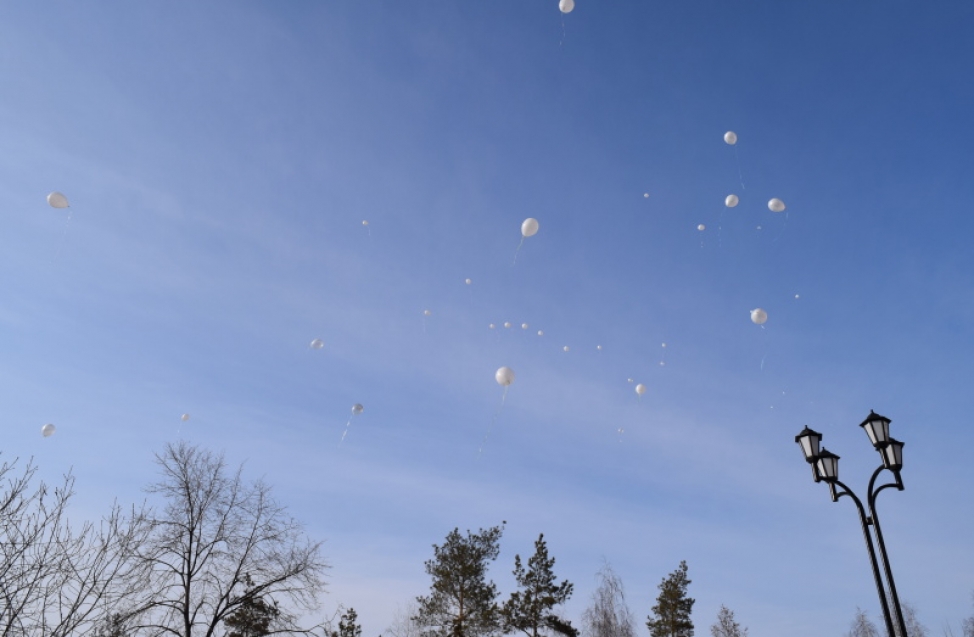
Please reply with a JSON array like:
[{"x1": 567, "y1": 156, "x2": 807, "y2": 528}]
[
  {"x1": 92, "y1": 613, "x2": 130, "y2": 637},
  {"x1": 646, "y1": 561, "x2": 694, "y2": 637},
  {"x1": 223, "y1": 574, "x2": 281, "y2": 637},
  {"x1": 414, "y1": 524, "x2": 505, "y2": 637},
  {"x1": 337, "y1": 608, "x2": 363, "y2": 637},
  {"x1": 502, "y1": 534, "x2": 578, "y2": 637},
  {"x1": 709, "y1": 606, "x2": 746, "y2": 637}
]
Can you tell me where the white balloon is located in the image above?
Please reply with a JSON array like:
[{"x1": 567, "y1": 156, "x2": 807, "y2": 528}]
[
  {"x1": 423, "y1": 309, "x2": 432, "y2": 317},
  {"x1": 725, "y1": 194, "x2": 739, "y2": 208},
  {"x1": 310, "y1": 338, "x2": 324, "y2": 350},
  {"x1": 724, "y1": 131, "x2": 738, "y2": 145},
  {"x1": 489, "y1": 323, "x2": 496, "y2": 329},
  {"x1": 597, "y1": 345, "x2": 603, "y2": 351},
  {"x1": 537, "y1": 330, "x2": 544, "y2": 336},
  {"x1": 563, "y1": 346, "x2": 570, "y2": 352},
  {"x1": 643, "y1": 193, "x2": 649, "y2": 198},
  {"x1": 559, "y1": 0, "x2": 574, "y2": 13},
  {"x1": 47, "y1": 192, "x2": 69, "y2": 208},
  {"x1": 521, "y1": 323, "x2": 529, "y2": 329},
  {"x1": 521, "y1": 218, "x2": 539, "y2": 237},
  {"x1": 750, "y1": 308, "x2": 768, "y2": 325},
  {"x1": 180, "y1": 413, "x2": 190, "y2": 422},
  {"x1": 697, "y1": 224, "x2": 706, "y2": 231},
  {"x1": 351, "y1": 403, "x2": 364, "y2": 415},
  {"x1": 635, "y1": 383, "x2": 647, "y2": 396},
  {"x1": 768, "y1": 198, "x2": 786, "y2": 212},
  {"x1": 495, "y1": 366, "x2": 515, "y2": 386},
  {"x1": 504, "y1": 322, "x2": 512, "y2": 328},
  {"x1": 362, "y1": 220, "x2": 369, "y2": 226},
  {"x1": 465, "y1": 278, "x2": 472, "y2": 285},
  {"x1": 41, "y1": 423, "x2": 56, "y2": 437}
]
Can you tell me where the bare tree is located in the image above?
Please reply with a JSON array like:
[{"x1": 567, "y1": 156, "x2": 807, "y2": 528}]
[
  {"x1": 580, "y1": 564, "x2": 635, "y2": 637},
  {"x1": 963, "y1": 592, "x2": 974, "y2": 637},
  {"x1": 387, "y1": 603, "x2": 423, "y2": 637},
  {"x1": 1, "y1": 455, "x2": 148, "y2": 637},
  {"x1": 895, "y1": 602, "x2": 929, "y2": 637},
  {"x1": 130, "y1": 441, "x2": 328, "y2": 637},
  {"x1": 847, "y1": 608, "x2": 881, "y2": 637},
  {"x1": 709, "y1": 606, "x2": 746, "y2": 637}
]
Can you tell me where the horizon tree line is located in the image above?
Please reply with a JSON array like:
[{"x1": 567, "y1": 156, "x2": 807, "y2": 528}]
[{"x1": 3, "y1": 445, "x2": 973, "y2": 637}]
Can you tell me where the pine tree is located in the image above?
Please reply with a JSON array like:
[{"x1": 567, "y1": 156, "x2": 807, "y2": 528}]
[
  {"x1": 337, "y1": 608, "x2": 363, "y2": 637},
  {"x1": 414, "y1": 524, "x2": 505, "y2": 637},
  {"x1": 502, "y1": 534, "x2": 578, "y2": 637},
  {"x1": 646, "y1": 561, "x2": 694, "y2": 637},
  {"x1": 709, "y1": 606, "x2": 746, "y2": 637},
  {"x1": 223, "y1": 574, "x2": 281, "y2": 637},
  {"x1": 92, "y1": 613, "x2": 129, "y2": 637}
]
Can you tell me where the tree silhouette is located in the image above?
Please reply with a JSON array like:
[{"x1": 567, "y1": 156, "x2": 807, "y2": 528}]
[
  {"x1": 646, "y1": 561, "x2": 694, "y2": 637},
  {"x1": 414, "y1": 524, "x2": 504, "y2": 637},
  {"x1": 502, "y1": 534, "x2": 577, "y2": 637}
]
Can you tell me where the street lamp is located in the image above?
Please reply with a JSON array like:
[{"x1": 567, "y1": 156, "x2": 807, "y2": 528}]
[{"x1": 795, "y1": 411, "x2": 907, "y2": 637}]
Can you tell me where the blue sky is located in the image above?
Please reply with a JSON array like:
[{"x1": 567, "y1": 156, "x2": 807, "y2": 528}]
[{"x1": 2, "y1": 1, "x2": 974, "y2": 636}]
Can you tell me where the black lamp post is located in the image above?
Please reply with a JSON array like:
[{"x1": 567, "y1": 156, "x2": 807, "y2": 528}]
[{"x1": 795, "y1": 411, "x2": 908, "y2": 637}]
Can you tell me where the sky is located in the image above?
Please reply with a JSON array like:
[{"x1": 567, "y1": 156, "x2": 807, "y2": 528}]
[{"x1": 2, "y1": 1, "x2": 974, "y2": 636}]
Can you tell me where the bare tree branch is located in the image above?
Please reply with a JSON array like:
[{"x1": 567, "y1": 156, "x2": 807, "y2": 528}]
[
  {"x1": 1, "y1": 454, "x2": 149, "y2": 637},
  {"x1": 129, "y1": 442, "x2": 328, "y2": 637}
]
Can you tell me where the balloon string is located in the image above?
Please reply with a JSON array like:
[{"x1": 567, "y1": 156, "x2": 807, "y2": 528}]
[
  {"x1": 771, "y1": 210, "x2": 790, "y2": 243},
  {"x1": 478, "y1": 386, "x2": 509, "y2": 458},
  {"x1": 512, "y1": 236, "x2": 525, "y2": 266},
  {"x1": 734, "y1": 145, "x2": 746, "y2": 190},
  {"x1": 717, "y1": 207, "x2": 725, "y2": 249},
  {"x1": 339, "y1": 416, "x2": 353, "y2": 446},
  {"x1": 759, "y1": 324, "x2": 768, "y2": 371},
  {"x1": 51, "y1": 209, "x2": 73, "y2": 264}
]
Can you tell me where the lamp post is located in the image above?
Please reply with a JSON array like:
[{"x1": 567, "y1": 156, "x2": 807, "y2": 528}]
[{"x1": 795, "y1": 411, "x2": 908, "y2": 637}]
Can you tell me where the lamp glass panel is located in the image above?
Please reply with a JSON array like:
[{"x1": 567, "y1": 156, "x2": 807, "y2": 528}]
[
  {"x1": 862, "y1": 414, "x2": 891, "y2": 447},
  {"x1": 817, "y1": 456, "x2": 838, "y2": 480},
  {"x1": 800, "y1": 435, "x2": 819, "y2": 460},
  {"x1": 883, "y1": 440, "x2": 904, "y2": 468}
]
